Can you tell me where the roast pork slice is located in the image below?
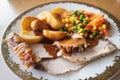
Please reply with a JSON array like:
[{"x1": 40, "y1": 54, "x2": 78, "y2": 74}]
[
  {"x1": 63, "y1": 39, "x2": 117, "y2": 64},
  {"x1": 35, "y1": 57, "x2": 83, "y2": 75},
  {"x1": 54, "y1": 38, "x2": 87, "y2": 53},
  {"x1": 34, "y1": 39, "x2": 117, "y2": 75},
  {"x1": 30, "y1": 44, "x2": 61, "y2": 59},
  {"x1": 6, "y1": 33, "x2": 35, "y2": 67}
]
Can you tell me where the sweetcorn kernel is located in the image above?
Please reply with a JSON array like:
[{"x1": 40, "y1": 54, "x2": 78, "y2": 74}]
[
  {"x1": 98, "y1": 26, "x2": 102, "y2": 30},
  {"x1": 65, "y1": 24, "x2": 69, "y2": 28},
  {"x1": 89, "y1": 34, "x2": 94, "y2": 39},
  {"x1": 78, "y1": 23, "x2": 82, "y2": 25},
  {"x1": 70, "y1": 17, "x2": 75, "y2": 21},
  {"x1": 78, "y1": 29, "x2": 83, "y2": 33},
  {"x1": 65, "y1": 18, "x2": 70, "y2": 23},
  {"x1": 71, "y1": 27, "x2": 73, "y2": 30},
  {"x1": 68, "y1": 27, "x2": 72, "y2": 31},
  {"x1": 76, "y1": 20, "x2": 80, "y2": 24},
  {"x1": 79, "y1": 33, "x2": 84, "y2": 36},
  {"x1": 102, "y1": 24, "x2": 107, "y2": 29},
  {"x1": 93, "y1": 26, "x2": 97, "y2": 30}
]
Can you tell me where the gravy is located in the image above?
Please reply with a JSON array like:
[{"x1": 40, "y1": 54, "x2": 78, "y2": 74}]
[{"x1": 43, "y1": 44, "x2": 59, "y2": 57}]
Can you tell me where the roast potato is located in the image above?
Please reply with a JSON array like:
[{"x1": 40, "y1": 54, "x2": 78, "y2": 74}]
[
  {"x1": 46, "y1": 12, "x2": 64, "y2": 30},
  {"x1": 37, "y1": 10, "x2": 49, "y2": 23},
  {"x1": 43, "y1": 30, "x2": 67, "y2": 40},
  {"x1": 21, "y1": 16, "x2": 39, "y2": 31},
  {"x1": 31, "y1": 20, "x2": 40, "y2": 31},
  {"x1": 51, "y1": 7, "x2": 67, "y2": 15},
  {"x1": 31, "y1": 19, "x2": 50, "y2": 31},
  {"x1": 37, "y1": 11, "x2": 64, "y2": 30},
  {"x1": 20, "y1": 31, "x2": 44, "y2": 43}
]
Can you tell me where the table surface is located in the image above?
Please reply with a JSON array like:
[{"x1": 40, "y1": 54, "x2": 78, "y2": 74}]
[{"x1": 0, "y1": 0, "x2": 120, "y2": 80}]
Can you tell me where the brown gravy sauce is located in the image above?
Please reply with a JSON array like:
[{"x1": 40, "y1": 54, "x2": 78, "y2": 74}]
[
  {"x1": 87, "y1": 38, "x2": 99, "y2": 48},
  {"x1": 62, "y1": 49, "x2": 72, "y2": 56},
  {"x1": 43, "y1": 44, "x2": 59, "y2": 57},
  {"x1": 43, "y1": 38, "x2": 98, "y2": 57}
]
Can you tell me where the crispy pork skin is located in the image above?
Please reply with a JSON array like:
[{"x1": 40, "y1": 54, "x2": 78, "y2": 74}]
[
  {"x1": 54, "y1": 38, "x2": 87, "y2": 52},
  {"x1": 6, "y1": 33, "x2": 35, "y2": 67}
]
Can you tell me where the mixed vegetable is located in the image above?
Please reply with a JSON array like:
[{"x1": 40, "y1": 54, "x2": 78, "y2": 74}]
[{"x1": 60, "y1": 10, "x2": 110, "y2": 39}]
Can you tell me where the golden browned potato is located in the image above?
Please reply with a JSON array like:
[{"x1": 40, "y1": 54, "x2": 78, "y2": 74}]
[
  {"x1": 37, "y1": 11, "x2": 64, "y2": 30},
  {"x1": 51, "y1": 7, "x2": 67, "y2": 15},
  {"x1": 46, "y1": 12, "x2": 64, "y2": 30},
  {"x1": 21, "y1": 16, "x2": 39, "y2": 31},
  {"x1": 31, "y1": 19, "x2": 50, "y2": 31},
  {"x1": 31, "y1": 20, "x2": 40, "y2": 31},
  {"x1": 20, "y1": 31, "x2": 44, "y2": 43},
  {"x1": 37, "y1": 10, "x2": 49, "y2": 23},
  {"x1": 43, "y1": 30, "x2": 67, "y2": 40}
]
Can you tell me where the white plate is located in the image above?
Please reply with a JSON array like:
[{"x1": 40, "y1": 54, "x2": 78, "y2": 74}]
[{"x1": 1, "y1": 1, "x2": 120, "y2": 80}]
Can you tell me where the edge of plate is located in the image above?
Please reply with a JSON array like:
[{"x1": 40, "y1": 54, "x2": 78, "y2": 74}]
[{"x1": 1, "y1": 1, "x2": 120, "y2": 80}]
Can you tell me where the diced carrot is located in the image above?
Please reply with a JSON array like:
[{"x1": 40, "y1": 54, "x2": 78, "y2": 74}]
[
  {"x1": 86, "y1": 12, "x2": 95, "y2": 17},
  {"x1": 91, "y1": 14, "x2": 98, "y2": 20},
  {"x1": 103, "y1": 29, "x2": 110, "y2": 37},
  {"x1": 87, "y1": 21, "x2": 93, "y2": 27},
  {"x1": 91, "y1": 14, "x2": 103, "y2": 20},
  {"x1": 61, "y1": 11, "x2": 70, "y2": 18},
  {"x1": 88, "y1": 14, "x2": 104, "y2": 26},
  {"x1": 86, "y1": 25, "x2": 93, "y2": 31},
  {"x1": 76, "y1": 20, "x2": 80, "y2": 24},
  {"x1": 69, "y1": 23, "x2": 73, "y2": 27},
  {"x1": 104, "y1": 19, "x2": 109, "y2": 26},
  {"x1": 65, "y1": 18, "x2": 71, "y2": 23},
  {"x1": 99, "y1": 31, "x2": 104, "y2": 34},
  {"x1": 93, "y1": 17, "x2": 104, "y2": 26}
]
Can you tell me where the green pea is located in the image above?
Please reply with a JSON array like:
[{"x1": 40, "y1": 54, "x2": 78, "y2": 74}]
[
  {"x1": 73, "y1": 25, "x2": 80, "y2": 30},
  {"x1": 97, "y1": 34, "x2": 102, "y2": 39},
  {"x1": 60, "y1": 27, "x2": 67, "y2": 31},
  {"x1": 92, "y1": 32, "x2": 97, "y2": 36},
  {"x1": 63, "y1": 27, "x2": 67, "y2": 31},
  {"x1": 67, "y1": 33, "x2": 71, "y2": 38},
  {"x1": 82, "y1": 29, "x2": 86, "y2": 33},
  {"x1": 59, "y1": 28, "x2": 63, "y2": 31},
  {"x1": 73, "y1": 25, "x2": 79, "y2": 32},
  {"x1": 73, "y1": 25, "x2": 77, "y2": 30},
  {"x1": 74, "y1": 10, "x2": 78, "y2": 14},
  {"x1": 77, "y1": 25, "x2": 80, "y2": 30},
  {"x1": 80, "y1": 14, "x2": 85, "y2": 18},
  {"x1": 70, "y1": 10, "x2": 74, "y2": 15},
  {"x1": 75, "y1": 10, "x2": 81, "y2": 15},
  {"x1": 108, "y1": 22, "x2": 110, "y2": 26},
  {"x1": 71, "y1": 19, "x2": 76, "y2": 25},
  {"x1": 74, "y1": 29, "x2": 78, "y2": 33},
  {"x1": 79, "y1": 14, "x2": 85, "y2": 22},
  {"x1": 70, "y1": 10, "x2": 79, "y2": 15},
  {"x1": 83, "y1": 18, "x2": 89, "y2": 24}
]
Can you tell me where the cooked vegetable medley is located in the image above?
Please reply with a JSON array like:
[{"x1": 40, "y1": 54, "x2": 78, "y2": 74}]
[{"x1": 61, "y1": 10, "x2": 110, "y2": 39}]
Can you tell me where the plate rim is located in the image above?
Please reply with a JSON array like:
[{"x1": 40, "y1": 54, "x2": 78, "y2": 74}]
[{"x1": 1, "y1": 1, "x2": 120, "y2": 80}]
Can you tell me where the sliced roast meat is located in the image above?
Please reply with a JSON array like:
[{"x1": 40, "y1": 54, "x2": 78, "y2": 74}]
[
  {"x1": 30, "y1": 43, "x2": 61, "y2": 59},
  {"x1": 34, "y1": 39, "x2": 117, "y2": 75},
  {"x1": 6, "y1": 33, "x2": 62, "y2": 66},
  {"x1": 35, "y1": 57, "x2": 82, "y2": 75},
  {"x1": 63, "y1": 39, "x2": 117, "y2": 64},
  {"x1": 7, "y1": 33, "x2": 24, "y2": 47},
  {"x1": 6, "y1": 33, "x2": 117, "y2": 75},
  {"x1": 6, "y1": 33, "x2": 35, "y2": 67},
  {"x1": 54, "y1": 38, "x2": 87, "y2": 53}
]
